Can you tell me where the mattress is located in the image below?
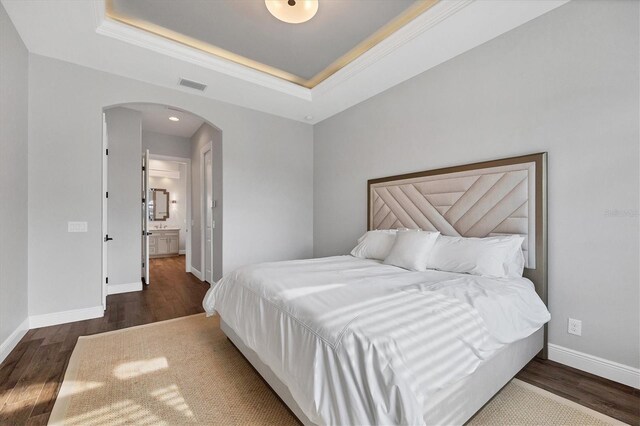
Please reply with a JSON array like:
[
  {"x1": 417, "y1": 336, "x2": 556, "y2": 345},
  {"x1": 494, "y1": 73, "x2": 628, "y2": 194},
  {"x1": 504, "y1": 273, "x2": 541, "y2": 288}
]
[{"x1": 203, "y1": 255, "x2": 550, "y2": 426}]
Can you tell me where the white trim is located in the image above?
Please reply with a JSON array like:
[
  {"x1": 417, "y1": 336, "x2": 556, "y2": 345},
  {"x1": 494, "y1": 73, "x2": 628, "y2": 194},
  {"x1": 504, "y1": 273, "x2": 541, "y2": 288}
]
[
  {"x1": 107, "y1": 281, "x2": 143, "y2": 295},
  {"x1": 190, "y1": 267, "x2": 203, "y2": 281},
  {"x1": 0, "y1": 317, "x2": 30, "y2": 365},
  {"x1": 549, "y1": 343, "x2": 640, "y2": 389},
  {"x1": 95, "y1": 15, "x2": 312, "y2": 101},
  {"x1": 309, "y1": 0, "x2": 571, "y2": 123},
  {"x1": 149, "y1": 154, "x2": 192, "y2": 274},
  {"x1": 149, "y1": 168, "x2": 180, "y2": 179},
  {"x1": 102, "y1": 112, "x2": 108, "y2": 310},
  {"x1": 312, "y1": 0, "x2": 473, "y2": 96},
  {"x1": 29, "y1": 306, "x2": 104, "y2": 329},
  {"x1": 4, "y1": 0, "x2": 570, "y2": 123},
  {"x1": 200, "y1": 142, "x2": 213, "y2": 283},
  {"x1": 143, "y1": 149, "x2": 150, "y2": 285}
]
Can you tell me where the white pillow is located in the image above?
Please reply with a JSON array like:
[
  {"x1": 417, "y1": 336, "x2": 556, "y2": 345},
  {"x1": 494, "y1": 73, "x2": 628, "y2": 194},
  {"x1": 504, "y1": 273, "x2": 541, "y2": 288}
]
[
  {"x1": 351, "y1": 230, "x2": 398, "y2": 260},
  {"x1": 383, "y1": 230, "x2": 440, "y2": 271},
  {"x1": 504, "y1": 241, "x2": 526, "y2": 278},
  {"x1": 425, "y1": 235, "x2": 525, "y2": 278}
]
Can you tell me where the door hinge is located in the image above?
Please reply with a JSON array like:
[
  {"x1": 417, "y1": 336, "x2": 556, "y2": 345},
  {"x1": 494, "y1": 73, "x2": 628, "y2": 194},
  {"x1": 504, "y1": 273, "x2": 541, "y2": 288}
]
[
  {"x1": 142, "y1": 198, "x2": 146, "y2": 203},
  {"x1": 106, "y1": 277, "x2": 108, "y2": 284},
  {"x1": 142, "y1": 262, "x2": 145, "y2": 268},
  {"x1": 142, "y1": 166, "x2": 146, "y2": 171},
  {"x1": 105, "y1": 149, "x2": 109, "y2": 155},
  {"x1": 105, "y1": 191, "x2": 108, "y2": 198}
]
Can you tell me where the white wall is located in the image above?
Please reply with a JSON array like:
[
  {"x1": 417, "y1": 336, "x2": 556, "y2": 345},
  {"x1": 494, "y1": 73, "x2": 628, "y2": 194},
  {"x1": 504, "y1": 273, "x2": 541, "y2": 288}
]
[
  {"x1": 27, "y1": 54, "x2": 314, "y2": 318},
  {"x1": 314, "y1": 0, "x2": 639, "y2": 369},
  {"x1": 143, "y1": 131, "x2": 191, "y2": 159},
  {"x1": 0, "y1": 2, "x2": 29, "y2": 357},
  {"x1": 149, "y1": 161, "x2": 188, "y2": 251},
  {"x1": 105, "y1": 107, "x2": 142, "y2": 288},
  {"x1": 190, "y1": 123, "x2": 223, "y2": 280}
]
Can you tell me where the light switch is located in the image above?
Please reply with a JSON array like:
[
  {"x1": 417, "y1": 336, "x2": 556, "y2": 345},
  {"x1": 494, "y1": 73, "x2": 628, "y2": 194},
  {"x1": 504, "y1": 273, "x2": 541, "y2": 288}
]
[{"x1": 68, "y1": 221, "x2": 88, "y2": 232}]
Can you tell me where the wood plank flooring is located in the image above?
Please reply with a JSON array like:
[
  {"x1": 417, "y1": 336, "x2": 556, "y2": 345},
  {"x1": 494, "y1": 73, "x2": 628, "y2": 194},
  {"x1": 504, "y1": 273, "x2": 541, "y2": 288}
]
[
  {"x1": 0, "y1": 255, "x2": 638, "y2": 425},
  {"x1": 517, "y1": 358, "x2": 640, "y2": 425},
  {"x1": 0, "y1": 256, "x2": 209, "y2": 425}
]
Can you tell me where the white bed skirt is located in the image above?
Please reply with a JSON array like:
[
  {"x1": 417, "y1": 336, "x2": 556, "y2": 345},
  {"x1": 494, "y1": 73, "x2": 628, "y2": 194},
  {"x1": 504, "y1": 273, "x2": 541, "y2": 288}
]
[{"x1": 221, "y1": 319, "x2": 544, "y2": 426}]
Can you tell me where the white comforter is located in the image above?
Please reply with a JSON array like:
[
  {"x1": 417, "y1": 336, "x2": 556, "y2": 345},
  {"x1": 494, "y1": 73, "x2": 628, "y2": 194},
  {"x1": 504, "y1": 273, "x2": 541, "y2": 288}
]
[{"x1": 203, "y1": 256, "x2": 550, "y2": 426}]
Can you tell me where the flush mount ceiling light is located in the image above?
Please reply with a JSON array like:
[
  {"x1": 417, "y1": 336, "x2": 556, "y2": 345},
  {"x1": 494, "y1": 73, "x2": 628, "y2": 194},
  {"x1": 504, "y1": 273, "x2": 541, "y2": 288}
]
[
  {"x1": 265, "y1": 0, "x2": 318, "y2": 24},
  {"x1": 168, "y1": 116, "x2": 180, "y2": 122}
]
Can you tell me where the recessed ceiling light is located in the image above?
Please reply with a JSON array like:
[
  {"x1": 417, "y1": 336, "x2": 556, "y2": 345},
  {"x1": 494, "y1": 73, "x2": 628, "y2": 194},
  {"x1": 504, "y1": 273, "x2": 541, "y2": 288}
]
[
  {"x1": 265, "y1": 0, "x2": 318, "y2": 24},
  {"x1": 168, "y1": 116, "x2": 180, "y2": 122}
]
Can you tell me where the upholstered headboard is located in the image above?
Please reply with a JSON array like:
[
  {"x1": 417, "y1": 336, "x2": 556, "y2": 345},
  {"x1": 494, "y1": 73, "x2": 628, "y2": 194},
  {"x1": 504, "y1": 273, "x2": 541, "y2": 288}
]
[{"x1": 368, "y1": 153, "x2": 548, "y2": 356}]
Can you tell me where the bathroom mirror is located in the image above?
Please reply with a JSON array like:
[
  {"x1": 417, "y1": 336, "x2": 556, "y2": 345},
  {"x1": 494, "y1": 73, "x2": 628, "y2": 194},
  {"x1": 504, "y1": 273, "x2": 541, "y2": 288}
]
[{"x1": 150, "y1": 188, "x2": 170, "y2": 221}]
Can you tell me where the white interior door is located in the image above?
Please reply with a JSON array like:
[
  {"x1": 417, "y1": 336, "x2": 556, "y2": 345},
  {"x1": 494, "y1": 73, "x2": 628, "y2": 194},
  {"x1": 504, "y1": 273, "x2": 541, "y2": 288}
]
[
  {"x1": 143, "y1": 149, "x2": 150, "y2": 285},
  {"x1": 102, "y1": 113, "x2": 109, "y2": 309},
  {"x1": 204, "y1": 148, "x2": 213, "y2": 283}
]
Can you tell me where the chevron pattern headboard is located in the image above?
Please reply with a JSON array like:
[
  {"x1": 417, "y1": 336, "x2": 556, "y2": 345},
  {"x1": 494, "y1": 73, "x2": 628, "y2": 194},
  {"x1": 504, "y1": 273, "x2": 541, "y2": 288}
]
[{"x1": 368, "y1": 153, "x2": 548, "y2": 354}]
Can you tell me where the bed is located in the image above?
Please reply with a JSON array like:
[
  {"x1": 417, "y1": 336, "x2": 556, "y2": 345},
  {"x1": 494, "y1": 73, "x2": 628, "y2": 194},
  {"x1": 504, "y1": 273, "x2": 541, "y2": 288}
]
[{"x1": 204, "y1": 153, "x2": 549, "y2": 426}]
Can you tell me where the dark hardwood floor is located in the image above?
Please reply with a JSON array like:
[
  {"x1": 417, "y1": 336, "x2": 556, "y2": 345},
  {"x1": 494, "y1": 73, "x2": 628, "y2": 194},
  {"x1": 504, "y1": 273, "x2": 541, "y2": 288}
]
[
  {"x1": 0, "y1": 256, "x2": 209, "y2": 425},
  {"x1": 517, "y1": 358, "x2": 639, "y2": 425},
  {"x1": 0, "y1": 256, "x2": 638, "y2": 425}
]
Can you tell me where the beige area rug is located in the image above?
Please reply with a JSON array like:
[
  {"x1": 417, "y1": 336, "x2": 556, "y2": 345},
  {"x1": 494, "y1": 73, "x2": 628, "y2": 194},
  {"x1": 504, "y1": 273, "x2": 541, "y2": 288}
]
[{"x1": 50, "y1": 314, "x2": 626, "y2": 426}]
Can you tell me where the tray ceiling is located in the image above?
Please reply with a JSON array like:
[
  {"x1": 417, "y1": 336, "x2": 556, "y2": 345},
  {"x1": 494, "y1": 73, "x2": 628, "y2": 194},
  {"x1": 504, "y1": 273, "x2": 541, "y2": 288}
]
[
  {"x1": 107, "y1": 0, "x2": 432, "y2": 87},
  {"x1": 1, "y1": 0, "x2": 570, "y2": 123}
]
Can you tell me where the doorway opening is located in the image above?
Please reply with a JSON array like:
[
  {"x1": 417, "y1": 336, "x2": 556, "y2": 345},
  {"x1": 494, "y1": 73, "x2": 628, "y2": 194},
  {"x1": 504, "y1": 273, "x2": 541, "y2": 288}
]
[{"x1": 101, "y1": 103, "x2": 222, "y2": 307}]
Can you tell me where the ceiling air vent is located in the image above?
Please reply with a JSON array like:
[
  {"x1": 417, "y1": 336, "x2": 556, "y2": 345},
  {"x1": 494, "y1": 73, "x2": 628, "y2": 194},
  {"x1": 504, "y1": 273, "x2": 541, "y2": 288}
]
[{"x1": 178, "y1": 78, "x2": 207, "y2": 92}]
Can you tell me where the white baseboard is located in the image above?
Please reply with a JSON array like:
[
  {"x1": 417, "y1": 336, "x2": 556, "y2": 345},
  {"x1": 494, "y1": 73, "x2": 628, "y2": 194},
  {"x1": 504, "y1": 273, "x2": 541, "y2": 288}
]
[
  {"x1": 179, "y1": 249, "x2": 186, "y2": 255},
  {"x1": 107, "y1": 281, "x2": 142, "y2": 295},
  {"x1": 0, "y1": 317, "x2": 30, "y2": 364},
  {"x1": 29, "y1": 305, "x2": 104, "y2": 329},
  {"x1": 549, "y1": 343, "x2": 640, "y2": 389},
  {"x1": 190, "y1": 267, "x2": 203, "y2": 281}
]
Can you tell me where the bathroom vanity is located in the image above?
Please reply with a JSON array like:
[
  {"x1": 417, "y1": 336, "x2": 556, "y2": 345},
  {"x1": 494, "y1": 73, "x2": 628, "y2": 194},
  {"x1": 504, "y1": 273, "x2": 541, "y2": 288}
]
[{"x1": 149, "y1": 228, "x2": 180, "y2": 258}]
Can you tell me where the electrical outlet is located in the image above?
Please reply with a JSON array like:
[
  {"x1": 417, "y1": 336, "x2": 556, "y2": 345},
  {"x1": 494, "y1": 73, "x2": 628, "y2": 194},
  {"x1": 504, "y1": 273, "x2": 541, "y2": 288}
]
[{"x1": 568, "y1": 318, "x2": 582, "y2": 336}]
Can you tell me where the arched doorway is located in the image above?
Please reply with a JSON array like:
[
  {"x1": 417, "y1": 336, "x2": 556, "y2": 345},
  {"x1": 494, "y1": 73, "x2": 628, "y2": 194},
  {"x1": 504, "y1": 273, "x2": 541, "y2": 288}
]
[{"x1": 101, "y1": 103, "x2": 222, "y2": 308}]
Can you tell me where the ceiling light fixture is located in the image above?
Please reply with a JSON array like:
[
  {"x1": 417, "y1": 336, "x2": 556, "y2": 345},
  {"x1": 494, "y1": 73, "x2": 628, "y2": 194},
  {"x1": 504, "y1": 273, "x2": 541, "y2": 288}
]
[
  {"x1": 168, "y1": 116, "x2": 180, "y2": 122},
  {"x1": 265, "y1": 0, "x2": 318, "y2": 24}
]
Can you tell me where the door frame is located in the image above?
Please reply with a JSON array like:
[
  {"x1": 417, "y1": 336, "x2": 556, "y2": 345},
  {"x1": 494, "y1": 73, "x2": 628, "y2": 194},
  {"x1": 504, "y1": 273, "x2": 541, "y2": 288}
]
[
  {"x1": 142, "y1": 149, "x2": 150, "y2": 285},
  {"x1": 149, "y1": 154, "x2": 193, "y2": 273},
  {"x1": 200, "y1": 141, "x2": 213, "y2": 283},
  {"x1": 101, "y1": 113, "x2": 108, "y2": 310}
]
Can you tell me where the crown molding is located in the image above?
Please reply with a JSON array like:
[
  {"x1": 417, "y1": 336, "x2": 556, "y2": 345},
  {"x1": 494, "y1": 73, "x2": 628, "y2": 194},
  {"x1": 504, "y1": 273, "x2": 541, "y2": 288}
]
[
  {"x1": 4, "y1": 0, "x2": 571, "y2": 123},
  {"x1": 312, "y1": 0, "x2": 472, "y2": 96},
  {"x1": 93, "y1": 0, "x2": 469, "y2": 102},
  {"x1": 94, "y1": 3, "x2": 312, "y2": 102}
]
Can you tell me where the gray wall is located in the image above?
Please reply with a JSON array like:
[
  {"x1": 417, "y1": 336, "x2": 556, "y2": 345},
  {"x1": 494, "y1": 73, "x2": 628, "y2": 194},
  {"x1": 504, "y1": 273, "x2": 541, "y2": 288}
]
[
  {"x1": 27, "y1": 54, "x2": 313, "y2": 317},
  {"x1": 0, "y1": 3, "x2": 28, "y2": 348},
  {"x1": 105, "y1": 107, "x2": 142, "y2": 287},
  {"x1": 313, "y1": 0, "x2": 639, "y2": 368},
  {"x1": 142, "y1": 131, "x2": 191, "y2": 159},
  {"x1": 191, "y1": 123, "x2": 223, "y2": 281}
]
